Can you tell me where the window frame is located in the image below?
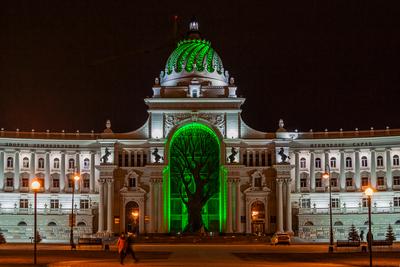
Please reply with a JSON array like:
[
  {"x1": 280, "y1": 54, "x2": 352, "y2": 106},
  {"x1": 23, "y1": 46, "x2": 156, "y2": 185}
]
[{"x1": 345, "y1": 157, "x2": 352, "y2": 168}]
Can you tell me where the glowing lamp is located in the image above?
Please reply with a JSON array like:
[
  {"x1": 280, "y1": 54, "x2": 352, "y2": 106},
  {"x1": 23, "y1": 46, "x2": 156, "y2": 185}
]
[
  {"x1": 365, "y1": 187, "x2": 374, "y2": 197},
  {"x1": 322, "y1": 172, "x2": 329, "y2": 179},
  {"x1": 132, "y1": 211, "x2": 139, "y2": 219},
  {"x1": 31, "y1": 180, "x2": 41, "y2": 190},
  {"x1": 74, "y1": 174, "x2": 80, "y2": 181}
]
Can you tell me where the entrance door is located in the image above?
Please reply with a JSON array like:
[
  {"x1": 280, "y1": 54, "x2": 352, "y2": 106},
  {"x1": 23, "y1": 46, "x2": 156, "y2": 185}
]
[
  {"x1": 251, "y1": 201, "x2": 265, "y2": 235},
  {"x1": 125, "y1": 201, "x2": 139, "y2": 234}
]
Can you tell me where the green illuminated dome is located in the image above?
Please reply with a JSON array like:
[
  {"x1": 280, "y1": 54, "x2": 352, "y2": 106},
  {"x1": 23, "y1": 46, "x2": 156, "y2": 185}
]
[{"x1": 160, "y1": 20, "x2": 228, "y2": 86}]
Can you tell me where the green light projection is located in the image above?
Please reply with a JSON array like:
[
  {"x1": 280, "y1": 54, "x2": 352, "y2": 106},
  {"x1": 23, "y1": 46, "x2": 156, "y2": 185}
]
[{"x1": 167, "y1": 122, "x2": 225, "y2": 233}]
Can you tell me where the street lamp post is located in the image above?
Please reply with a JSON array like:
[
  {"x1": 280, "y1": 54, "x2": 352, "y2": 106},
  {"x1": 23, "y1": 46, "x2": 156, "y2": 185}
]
[
  {"x1": 365, "y1": 187, "x2": 374, "y2": 267},
  {"x1": 322, "y1": 165, "x2": 334, "y2": 253},
  {"x1": 31, "y1": 179, "x2": 41, "y2": 265},
  {"x1": 70, "y1": 172, "x2": 80, "y2": 250}
]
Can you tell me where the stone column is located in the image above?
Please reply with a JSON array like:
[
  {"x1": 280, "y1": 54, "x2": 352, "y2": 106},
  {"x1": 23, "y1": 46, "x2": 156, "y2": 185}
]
[
  {"x1": 235, "y1": 179, "x2": 241, "y2": 232},
  {"x1": 30, "y1": 151, "x2": 35, "y2": 179},
  {"x1": 246, "y1": 150, "x2": 250, "y2": 166},
  {"x1": 158, "y1": 179, "x2": 163, "y2": 233},
  {"x1": 45, "y1": 152, "x2": 50, "y2": 191},
  {"x1": 227, "y1": 179, "x2": 233, "y2": 233},
  {"x1": 149, "y1": 179, "x2": 156, "y2": 232},
  {"x1": 0, "y1": 149, "x2": 4, "y2": 189},
  {"x1": 121, "y1": 150, "x2": 126, "y2": 167},
  {"x1": 252, "y1": 151, "x2": 256, "y2": 166},
  {"x1": 264, "y1": 197, "x2": 269, "y2": 233},
  {"x1": 276, "y1": 179, "x2": 284, "y2": 233},
  {"x1": 140, "y1": 151, "x2": 144, "y2": 166},
  {"x1": 295, "y1": 152, "x2": 300, "y2": 192},
  {"x1": 106, "y1": 178, "x2": 113, "y2": 233},
  {"x1": 98, "y1": 179, "x2": 105, "y2": 233},
  {"x1": 90, "y1": 152, "x2": 95, "y2": 193},
  {"x1": 60, "y1": 152, "x2": 65, "y2": 191},
  {"x1": 339, "y1": 150, "x2": 345, "y2": 190},
  {"x1": 324, "y1": 150, "x2": 329, "y2": 170},
  {"x1": 310, "y1": 152, "x2": 315, "y2": 191},
  {"x1": 371, "y1": 149, "x2": 376, "y2": 188},
  {"x1": 386, "y1": 149, "x2": 392, "y2": 190},
  {"x1": 355, "y1": 150, "x2": 361, "y2": 190},
  {"x1": 128, "y1": 151, "x2": 132, "y2": 167},
  {"x1": 134, "y1": 151, "x2": 137, "y2": 167},
  {"x1": 14, "y1": 151, "x2": 20, "y2": 190},
  {"x1": 75, "y1": 152, "x2": 80, "y2": 191},
  {"x1": 285, "y1": 179, "x2": 293, "y2": 233}
]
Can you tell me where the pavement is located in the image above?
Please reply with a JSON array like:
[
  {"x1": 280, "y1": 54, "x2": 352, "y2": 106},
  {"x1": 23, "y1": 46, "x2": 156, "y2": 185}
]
[{"x1": 0, "y1": 242, "x2": 399, "y2": 267}]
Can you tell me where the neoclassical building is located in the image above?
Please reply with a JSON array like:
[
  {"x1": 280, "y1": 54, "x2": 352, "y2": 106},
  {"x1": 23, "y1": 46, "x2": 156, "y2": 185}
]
[{"x1": 0, "y1": 21, "x2": 399, "y2": 242}]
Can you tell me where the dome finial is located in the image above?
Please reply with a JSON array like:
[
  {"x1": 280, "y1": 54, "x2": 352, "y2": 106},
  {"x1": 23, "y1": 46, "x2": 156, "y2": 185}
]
[{"x1": 189, "y1": 16, "x2": 199, "y2": 31}]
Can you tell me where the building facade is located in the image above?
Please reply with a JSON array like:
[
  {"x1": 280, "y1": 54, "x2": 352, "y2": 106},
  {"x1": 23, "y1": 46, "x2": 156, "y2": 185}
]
[{"x1": 0, "y1": 21, "x2": 399, "y2": 242}]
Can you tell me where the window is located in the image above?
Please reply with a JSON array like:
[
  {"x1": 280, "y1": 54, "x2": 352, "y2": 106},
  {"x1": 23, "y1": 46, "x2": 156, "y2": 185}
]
[
  {"x1": 394, "y1": 176, "x2": 400, "y2": 186},
  {"x1": 300, "y1": 158, "x2": 306, "y2": 168},
  {"x1": 6, "y1": 178, "x2": 13, "y2": 187},
  {"x1": 331, "y1": 198, "x2": 340, "y2": 208},
  {"x1": 315, "y1": 178, "x2": 322, "y2": 188},
  {"x1": 80, "y1": 199, "x2": 89, "y2": 209},
  {"x1": 377, "y1": 177, "x2": 385, "y2": 186},
  {"x1": 83, "y1": 179, "x2": 90, "y2": 188},
  {"x1": 48, "y1": 222, "x2": 57, "y2": 226},
  {"x1": 22, "y1": 157, "x2": 29, "y2": 168},
  {"x1": 346, "y1": 178, "x2": 353, "y2": 187},
  {"x1": 377, "y1": 156, "x2": 384, "y2": 167},
  {"x1": 330, "y1": 157, "x2": 336, "y2": 168},
  {"x1": 19, "y1": 199, "x2": 28, "y2": 209},
  {"x1": 361, "y1": 156, "x2": 368, "y2": 167},
  {"x1": 394, "y1": 197, "x2": 400, "y2": 207},
  {"x1": 7, "y1": 157, "x2": 13, "y2": 168},
  {"x1": 362, "y1": 198, "x2": 368, "y2": 208},
  {"x1": 361, "y1": 177, "x2": 369, "y2": 186},
  {"x1": 38, "y1": 158, "x2": 44, "y2": 169},
  {"x1": 53, "y1": 158, "x2": 60, "y2": 169},
  {"x1": 300, "y1": 199, "x2": 311, "y2": 208},
  {"x1": 50, "y1": 199, "x2": 59, "y2": 209},
  {"x1": 300, "y1": 178, "x2": 307, "y2": 188},
  {"x1": 83, "y1": 158, "x2": 90, "y2": 169},
  {"x1": 21, "y1": 178, "x2": 29, "y2": 188},
  {"x1": 68, "y1": 178, "x2": 74, "y2": 188},
  {"x1": 254, "y1": 176, "x2": 262, "y2": 187},
  {"x1": 68, "y1": 158, "x2": 75, "y2": 169},
  {"x1": 330, "y1": 178, "x2": 338, "y2": 187},
  {"x1": 129, "y1": 177, "x2": 136, "y2": 188},
  {"x1": 52, "y1": 178, "x2": 60, "y2": 188},
  {"x1": 393, "y1": 155, "x2": 399, "y2": 166},
  {"x1": 315, "y1": 158, "x2": 321, "y2": 169},
  {"x1": 346, "y1": 157, "x2": 352, "y2": 168}
]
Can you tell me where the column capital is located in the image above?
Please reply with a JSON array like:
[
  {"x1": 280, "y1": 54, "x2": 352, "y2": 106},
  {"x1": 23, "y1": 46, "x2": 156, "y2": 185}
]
[
  {"x1": 276, "y1": 178, "x2": 284, "y2": 184},
  {"x1": 385, "y1": 147, "x2": 392, "y2": 152},
  {"x1": 98, "y1": 178, "x2": 106, "y2": 184},
  {"x1": 106, "y1": 178, "x2": 114, "y2": 184}
]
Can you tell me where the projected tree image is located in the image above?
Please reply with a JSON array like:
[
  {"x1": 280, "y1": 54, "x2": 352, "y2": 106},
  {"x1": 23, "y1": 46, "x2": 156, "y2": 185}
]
[{"x1": 169, "y1": 123, "x2": 220, "y2": 233}]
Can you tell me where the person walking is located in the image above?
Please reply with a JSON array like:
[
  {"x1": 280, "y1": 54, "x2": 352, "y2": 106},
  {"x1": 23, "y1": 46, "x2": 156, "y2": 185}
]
[
  {"x1": 117, "y1": 233, "x2": 127, "y2": 265},
  {"x1": 125, "y1": 232, "x2": 139, "y2": 263}
]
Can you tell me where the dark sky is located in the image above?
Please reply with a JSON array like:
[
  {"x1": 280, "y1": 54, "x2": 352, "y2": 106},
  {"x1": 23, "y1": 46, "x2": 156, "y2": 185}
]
[{"x1": 1, "y1": 1, "x2": 399, "y2": 134}]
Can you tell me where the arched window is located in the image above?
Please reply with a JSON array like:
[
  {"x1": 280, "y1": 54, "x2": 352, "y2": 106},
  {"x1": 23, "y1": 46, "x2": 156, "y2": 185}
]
[
  {"x1": 346, "y1": 157, "x2": 352, "y2": 168},
  {"x1": 83, "y1": 158, "x2": 90, "y2": 169},
  {"x1": 128, "y1": 176, "x2": 136, "y2": 188},
  {"x1": 7, "y1": 157, "x2": 13, "y2": 168},
  {"x1": 47, "y1": 222, "x2": 57, "y2": 226},
  {"x1": 377, "y1": 156, "x2": 384, "y2": 167},
  {"x1": 315, "y1": 158, "x2": 321, "y2": 169},
  {"x1": 395, "y1": 220, "x2": 400, "y2": 225},
  {"x1": 38, "y1": 158, "x2": 44, "y2": 169},
  {"x1": 304, "y1": 221, "x2": 314, "y2": 226},
  {"x1": 334, "y1": 221, "x2": 343, "y2": 226},
  {"x1": 22, "y1": 157, "x2": 29, "y2": 168},
  {"x1": 393, "y1": 155, "x2": 400, "y2": 166},
  {"x1": 68, "y1": 158, "x2": 75, "y2": 169},
  {"x1": 330, "y1": 157, "x2": 336, "y2": 168},
  {"x1": 53, "y1": 158, "x2": 60, "y2": 169},
  {"x1": 361, "y1": 156, "x2": 368, "y2": 167},
  {"x1": 18, "y1": 221, "x2": 27, "y2": 226},
  {"x1": 77, "y1": 221, "x2": 86, "y2": 227},
  {"x1": 300, "y1": 158, "x2": 306, "y2": 169}
]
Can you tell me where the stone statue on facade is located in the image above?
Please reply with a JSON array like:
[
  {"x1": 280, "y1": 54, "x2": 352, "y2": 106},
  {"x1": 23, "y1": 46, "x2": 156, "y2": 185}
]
[
  {"x1": 227, "y1": 147, "x2": 238, "y2": 163},
  {"x1": 101, "y1": 147, "x2": 111, "y2": 164},
  {"x1": 152, "y1": 148, "x2": 163, "y2": 163},
  {"x1": 278, "y1": 147, "x2": 290, "y2": 163}
]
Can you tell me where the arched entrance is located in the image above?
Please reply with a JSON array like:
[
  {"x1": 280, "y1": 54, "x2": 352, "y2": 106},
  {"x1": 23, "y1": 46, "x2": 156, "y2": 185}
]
[
  {"x1": 251, "y1": 201, "x2": 265, "y2": 234},
  {"x1": 168, "y1": 122, "x2": 224, "y2": 233},
  {"x1": 125, "y1": 201, "x2": 139, "y2": 234}
]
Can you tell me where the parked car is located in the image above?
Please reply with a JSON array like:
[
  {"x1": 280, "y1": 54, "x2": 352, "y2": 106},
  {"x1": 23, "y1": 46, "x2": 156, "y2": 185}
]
[{"x1": 271, "y1": 233, "x2": 291, "y2": 245}]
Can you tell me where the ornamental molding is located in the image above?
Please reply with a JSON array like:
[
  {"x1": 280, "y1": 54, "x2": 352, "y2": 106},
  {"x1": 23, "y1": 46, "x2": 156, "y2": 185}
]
[{"x1": 164, "y1": 113, "x2": 225, "y2": 137}]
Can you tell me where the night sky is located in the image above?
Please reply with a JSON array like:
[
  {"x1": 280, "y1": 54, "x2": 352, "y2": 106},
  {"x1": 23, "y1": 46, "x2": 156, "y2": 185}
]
[{"x1": 1, "y1": 1, "x2": 400, "y2": 134}]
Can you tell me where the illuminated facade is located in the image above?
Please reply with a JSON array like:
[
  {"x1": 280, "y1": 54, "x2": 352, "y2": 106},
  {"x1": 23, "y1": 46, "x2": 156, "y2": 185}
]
[{"x1": 0, "y1": 21, "x2": 399, "y2": 242}]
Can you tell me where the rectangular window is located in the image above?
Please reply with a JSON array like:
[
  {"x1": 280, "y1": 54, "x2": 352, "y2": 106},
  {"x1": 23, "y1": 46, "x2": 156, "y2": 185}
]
[
  {"x1": 68, "y1": 179, "x2": 74, "y2": 188},
  {"x1": 300, "y1": 178, "x2": 307, "y2": 188},
  {"x1": 19, "y1": 199, "x2": 28, "y2": 209},
  {"x1": 346, "y1": 178, "x2": 353, "y2": 187},
  {"x1": 331, "y1": 198, "x2": 340, "y2": 208},
  {"x1": 300, "y1": 199, "x2": 311, "y2": 208},
  {"x1": 52, "y1": 178, "x2": 60, "y2": 188},
  {"x1": 330, "y1": 178, "x2": 338, "y2": 187},
  {"x1": 80, "y1": 199, "x2": 89, "y2": 209},
  {"x1": 83, "y1": 179, "x2": 90, "y2": 188},
  {"x1": 394, "y1": 197, "x2": 400, "y2": 207},
  {"x1": 377, "y1": 177, "x2": 385, "y2": 186},
  {"x1": 361, "y1": 177, "x2": 369, "y2": 186},
  {"x1": 394, "y1": 176, "x2": 400, "y2": 186},
  {"x1": 21, "y1": 178, "x2": 29, "y2": 188},
  {"x1": 50, "y1": 199, "x2": 59, "y2": 209},
  {"x1": 6, "y1": 178, "x2": 13, "y2": 187},
  {"x1": 129, "y1": 178, "x2": 136, "y2": 188},
  {"x1": 362, "y1": 198, "x2": 368, "y2": 208},
  {"x1": 315, "y1": 178, "x2": 322, "y2": 188},
  {"x1": 254, "y1": 177, "x2": 262, "y2": 187}
]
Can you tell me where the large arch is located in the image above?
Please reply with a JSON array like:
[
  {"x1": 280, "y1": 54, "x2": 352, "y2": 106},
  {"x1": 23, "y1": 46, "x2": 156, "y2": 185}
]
[
  {"x1": 125, "y1": 201, "x2": 140, "y2": 234},
  {"x1": 167, "y1": 122, "x2": 225, "y2": 233}
]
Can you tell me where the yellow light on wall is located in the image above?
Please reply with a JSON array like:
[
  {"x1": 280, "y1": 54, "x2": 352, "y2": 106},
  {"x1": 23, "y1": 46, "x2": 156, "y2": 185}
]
[
  {"x1": 74, "y1": 173, "x2": 80, "y2": 181},
  {"x1": 365, "y1": 187, "x2": 374, "y2": 197},
  {"x1": 322, "y1": 172, "x2": 329, "y2": 179},
  {"x1": 31, "y1": 180, "x2": 41, "y2": 190}
]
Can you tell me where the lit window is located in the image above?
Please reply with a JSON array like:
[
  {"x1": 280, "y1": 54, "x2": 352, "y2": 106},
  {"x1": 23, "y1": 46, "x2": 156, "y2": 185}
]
[
  {"x1": 361, "y1": 156, "x2": 368, "y2": 167},
  {"x1": 68, "y1": 159, "x2": 75, "y2": 169},
  {"x1": 50, "y1": 199, "x2": 59, "y2": 209},
  {"x1": 19, "y1": 199, "x2": 28, "y2": 209},
  {"x1": 7, "y1": 157, "x2": 13, "y2": 168},
  {"x1": 22, "y1": 157, "x2": 29, "y2": 168},
  {"x1": 331, "y1": 198, "x2": 340, "y2": 208},
  {"x1": 394, "y1": 197, "x2": 400, "y2": 207},
  {"x1": 330, "y1": 157, "x2": 336, "y2": 168},
  {"x1": 53, "y1": 158, "x2": 60, "y2": 169},
  {"x1": 300, "y1": 199, "x2": 311, "y2": 208},
  {"x1": 394, "y1": 176, "x2": 400, "y2": 186},
  {"x1": 52, "y1": 178, "x2": 59, "y2": 188},
  {"x1": 68, "y1": 178, "x2": 74, "y2": 188},
  {"x1": 377, "y1": 156, "x2": 384, "y2": 167},
  {"x1": 315, "y1": 158, "x2": 321, "y2": 169},
  {"x1": 300, "y1": 158, "x2": 306, "y2": 168},
  {"x1": 83, "y1": 158, "x2": 90, "y2": 169},
  {"x1": 346, "y1": 178, "x2": 353, "y2": 187},
  {"x1": 21, "y1": 178, "x2": 29, "y2": 188},
  {"x1": 361, "y1": 177, "x2": 369, "y2": 186},
  {"x1": 80, "y1": 199, "x2": 89, "y2": 209},
  {"x1": 393, "y1": 155, "x2": 399, "y2": 166},
  {"x1": 38, "y1": 158, "x2": 44, "y2": 169},
  {"x1": 315, "y1": 178, "x2": 322, "y2": 188},
  {"x1": 346, "y1": 157, "x2": 352, "y2": 168},
  {"x1": 377, "y1": 177, "x2": 385, "y2": 186}
]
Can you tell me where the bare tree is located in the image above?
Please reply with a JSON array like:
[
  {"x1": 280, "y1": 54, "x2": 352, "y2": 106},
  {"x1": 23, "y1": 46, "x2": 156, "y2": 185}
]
[{"x1": 170, "y1": 127, "x2": 219, "y2": 233}]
